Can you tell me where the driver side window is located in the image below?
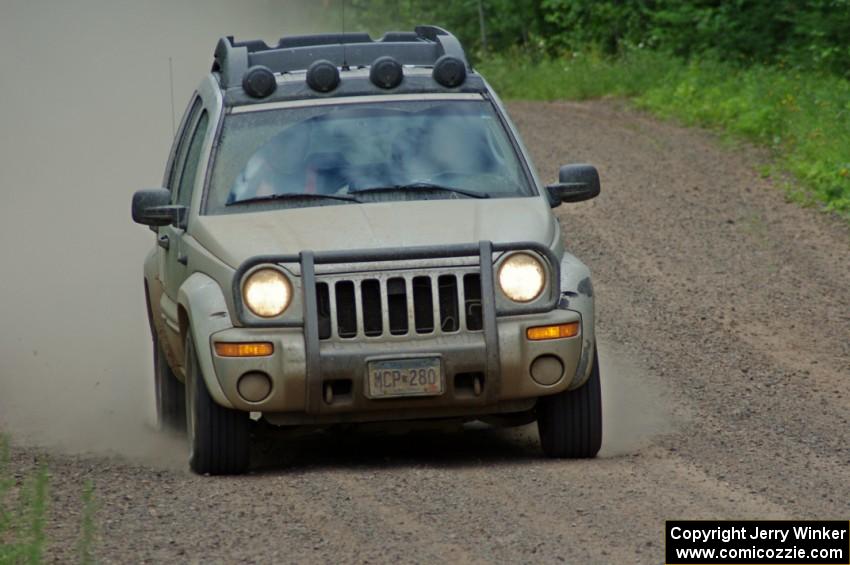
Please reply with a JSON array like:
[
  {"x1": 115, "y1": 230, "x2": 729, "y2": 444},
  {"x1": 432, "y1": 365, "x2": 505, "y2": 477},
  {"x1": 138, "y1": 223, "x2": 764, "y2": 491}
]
[
  {"x1": 175, "y1": 110, "x2": 210, "y2": 208},
  {"x1": 165, "y1": 97, "x2": 203, "y2": 196}
]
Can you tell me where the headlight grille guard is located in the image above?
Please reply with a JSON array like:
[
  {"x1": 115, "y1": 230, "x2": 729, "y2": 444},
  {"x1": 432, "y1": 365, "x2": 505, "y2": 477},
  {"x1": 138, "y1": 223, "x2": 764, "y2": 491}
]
[
  {"x1": 232, "y1": 241, "x2": 560, "y2": 413},
  {"x1": 231, "y1": 240, "x2": 560, "y2": 328}
]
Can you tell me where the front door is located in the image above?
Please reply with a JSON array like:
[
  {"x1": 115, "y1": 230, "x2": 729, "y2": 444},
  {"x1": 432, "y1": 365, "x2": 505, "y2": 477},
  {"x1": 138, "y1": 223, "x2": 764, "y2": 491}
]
[{"x1": 158, "y1": 100, "x2": 210, "y2": 364}]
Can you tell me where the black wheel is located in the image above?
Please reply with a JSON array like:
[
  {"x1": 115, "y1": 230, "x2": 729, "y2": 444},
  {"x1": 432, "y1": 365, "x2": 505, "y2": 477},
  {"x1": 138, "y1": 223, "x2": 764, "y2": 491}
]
[
  {"x1": 184, "y1": 332, "x2": 250, "y2": 475},
  {"x1": 537, "y1": 346, "x2": 602, "y2": 458},
  {"x1": 154, "y1": 337, "x2": 185, "y2": 432}
]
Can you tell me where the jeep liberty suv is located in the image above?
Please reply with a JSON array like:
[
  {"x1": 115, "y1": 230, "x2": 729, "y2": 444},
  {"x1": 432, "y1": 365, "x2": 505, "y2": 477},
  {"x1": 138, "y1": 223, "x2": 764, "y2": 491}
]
[{"x1": 133, "y1": 27, "x2": 602, "y2": 475}]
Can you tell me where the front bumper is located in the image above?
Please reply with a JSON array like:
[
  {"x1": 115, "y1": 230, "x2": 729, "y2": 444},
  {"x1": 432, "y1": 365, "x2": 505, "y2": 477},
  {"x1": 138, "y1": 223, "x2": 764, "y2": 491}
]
[
  {"x1": 210, "y1": 307, "x2": 582, "y2": 423},
  {"x1": 194, "y1": 241, "x2": 593, "y2": 424}
]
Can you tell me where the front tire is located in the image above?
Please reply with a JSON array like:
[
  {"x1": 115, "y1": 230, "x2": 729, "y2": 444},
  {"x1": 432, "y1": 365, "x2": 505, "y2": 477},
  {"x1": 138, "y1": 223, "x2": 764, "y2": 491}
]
[
  {"x1": 184, "y1": 332, "x2": 250, "y2": 475},
  {"x1": 537, "y1": 346, "x2": 602, "y2": 458},
  {"x1": 154, "y1": 337, "x2": 185, "y2": 432}
]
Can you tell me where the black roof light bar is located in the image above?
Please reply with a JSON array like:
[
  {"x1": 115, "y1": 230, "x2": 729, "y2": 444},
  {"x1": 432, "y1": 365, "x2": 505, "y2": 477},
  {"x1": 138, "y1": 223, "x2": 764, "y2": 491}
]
[{"x1": 212, "y1": 26, "x2": 470, "y2": 90}]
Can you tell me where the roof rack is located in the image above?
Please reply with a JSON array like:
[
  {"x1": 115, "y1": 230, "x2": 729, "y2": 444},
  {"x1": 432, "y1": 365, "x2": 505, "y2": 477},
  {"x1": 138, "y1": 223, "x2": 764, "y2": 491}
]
[{"x1": 212, "y1": 26, "x2": 469, "y2": 89}]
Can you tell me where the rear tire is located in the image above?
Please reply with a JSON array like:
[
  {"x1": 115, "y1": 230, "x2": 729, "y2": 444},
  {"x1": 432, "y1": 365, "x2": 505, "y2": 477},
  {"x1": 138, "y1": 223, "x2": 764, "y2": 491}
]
[
  {"x1": 537, "y1": 346, "x2": 602, "y2": 458},
  {"x1": 154, "y1": 337, "x2": 185, "y2": 432},
  {"x1": 185, "y1": 332, "x2": 250, "y2": 475}
]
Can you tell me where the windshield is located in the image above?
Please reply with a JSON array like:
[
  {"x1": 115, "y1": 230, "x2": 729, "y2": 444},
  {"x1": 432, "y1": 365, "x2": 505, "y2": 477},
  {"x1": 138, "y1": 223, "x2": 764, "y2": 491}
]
[{"x1": 205, "y1": 98, "x2": 535, "y2": 214}]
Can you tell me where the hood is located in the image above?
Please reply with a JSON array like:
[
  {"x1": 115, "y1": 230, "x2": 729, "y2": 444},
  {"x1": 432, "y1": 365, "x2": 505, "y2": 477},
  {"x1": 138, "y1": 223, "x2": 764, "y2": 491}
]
[{"x1": 191, "y1": 197, "x2": 558, "y2": 269}]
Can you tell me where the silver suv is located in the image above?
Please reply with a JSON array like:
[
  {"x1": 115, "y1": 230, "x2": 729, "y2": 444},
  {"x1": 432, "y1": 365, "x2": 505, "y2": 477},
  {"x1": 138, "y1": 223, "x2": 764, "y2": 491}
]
[{"x1": 133, "y1": 27, "x2": 602, "y2": 475}]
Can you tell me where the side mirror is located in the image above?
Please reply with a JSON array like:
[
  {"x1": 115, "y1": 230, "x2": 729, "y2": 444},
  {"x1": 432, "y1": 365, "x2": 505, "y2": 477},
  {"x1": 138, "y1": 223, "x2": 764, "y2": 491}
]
[
  {"x1": 545, "y1": 164, "x2": 601, "y2": 207},
  {"x1": 131, "y1": 188, "x2": 186, "y2": 227}
]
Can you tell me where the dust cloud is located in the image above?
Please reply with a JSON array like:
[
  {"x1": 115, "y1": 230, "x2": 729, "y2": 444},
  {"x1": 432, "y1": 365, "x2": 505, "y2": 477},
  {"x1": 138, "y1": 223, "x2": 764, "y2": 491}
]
[
  {"x1": 0, "y1": 0, "x2": 334, "y2": 462},
  {"x1": 598, "y1": 340, "x2": 676, "y2": 456}
]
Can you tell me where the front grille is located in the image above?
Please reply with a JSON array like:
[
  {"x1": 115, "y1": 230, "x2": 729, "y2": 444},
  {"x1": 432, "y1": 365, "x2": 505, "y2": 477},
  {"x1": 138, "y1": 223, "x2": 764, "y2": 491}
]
[{"x1": 316, "y1": 269, "x2": 482, "y2": 340}]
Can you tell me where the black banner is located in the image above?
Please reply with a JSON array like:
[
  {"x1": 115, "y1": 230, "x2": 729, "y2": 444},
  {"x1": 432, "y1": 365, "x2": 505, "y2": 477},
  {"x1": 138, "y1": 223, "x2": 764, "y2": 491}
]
[{"x1": 666, "y1": 521, "x2": 850, "y2": 564}]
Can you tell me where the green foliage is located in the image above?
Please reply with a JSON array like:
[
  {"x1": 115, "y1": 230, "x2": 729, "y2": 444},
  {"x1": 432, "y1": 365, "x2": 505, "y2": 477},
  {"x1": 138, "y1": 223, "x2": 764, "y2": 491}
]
[
  {"x1": 350, "y1": 0, "x2": 850, "y2": 76},
  {"x1": 0, "y1": 436, "x2": 100, "y2": 564},
  {"x1": 0, "y1": 436, "x2": 48, "y2": 565},
  {"x1": 629, "y1": 60, "x2": 850, "y2": 214},
  {"x1": 479, "y1": 51, "x2": 850, "y2": 215},
  {"x1": 76, "y1": 481, "x2": 96, "y2": 565},
  {"x1": 540, "y1": 0, "x2": 652, "y2": 54},
  {"x1": 478, "y1": 49, "x2": 675, "y2": 100},
  {"x1": 349, "y1": 0, "x2": 551, "y2": 57},
  {"x1": 0, "y1": 438, "x2": 12, "y2": 554}
]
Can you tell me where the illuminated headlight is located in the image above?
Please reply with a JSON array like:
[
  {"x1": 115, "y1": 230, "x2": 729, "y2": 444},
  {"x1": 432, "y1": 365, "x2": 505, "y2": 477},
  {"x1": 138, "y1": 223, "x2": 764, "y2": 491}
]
[
  {"x1": 242, "y1": 268, "x2": 292, "y2": 318},
  {"x1": 498, "y1": 253, "x2": 545, "y2": 302}
]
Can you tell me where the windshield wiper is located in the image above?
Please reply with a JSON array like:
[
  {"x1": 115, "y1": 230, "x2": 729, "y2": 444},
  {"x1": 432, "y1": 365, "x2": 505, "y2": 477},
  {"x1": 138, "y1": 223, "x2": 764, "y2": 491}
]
[
  {"x1": 349, "y1": 182, "x2": 490, "y2": 199},
  {"x1": 226, "y1": 192, "x2": 360, "y2": 207}
]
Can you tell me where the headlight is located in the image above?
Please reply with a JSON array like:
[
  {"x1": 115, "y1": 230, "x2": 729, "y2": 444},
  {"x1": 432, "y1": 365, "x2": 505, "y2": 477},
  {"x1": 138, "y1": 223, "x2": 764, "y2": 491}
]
[
  {"x1": 242, "y1": 268, "x2": 292, "y2": 318},
  {"x1": 498, "y1": 253, "x2": 545, "y2": 302}
]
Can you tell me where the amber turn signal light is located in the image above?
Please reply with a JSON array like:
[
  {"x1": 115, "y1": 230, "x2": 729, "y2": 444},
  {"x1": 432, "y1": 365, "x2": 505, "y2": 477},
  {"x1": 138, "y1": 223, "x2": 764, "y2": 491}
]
[
  {"x1": 214, "y1": 342, "x2": 274, "y2": 357},
  {"x1": 526, "y1": 322, "x2": 580, "y2": 341}
]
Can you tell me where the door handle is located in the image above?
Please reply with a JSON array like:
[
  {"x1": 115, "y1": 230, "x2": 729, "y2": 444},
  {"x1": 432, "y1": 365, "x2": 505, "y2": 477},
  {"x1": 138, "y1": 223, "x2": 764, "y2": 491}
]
[{"x1": 158, "y1": 234, "x2": 170, "y2": 250}]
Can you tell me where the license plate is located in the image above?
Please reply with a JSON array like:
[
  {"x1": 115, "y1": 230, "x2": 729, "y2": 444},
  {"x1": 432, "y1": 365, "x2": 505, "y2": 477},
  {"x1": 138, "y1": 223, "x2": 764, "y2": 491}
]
[{"x1": 366, "y1": 357, "x2": 443, "y2": 399}]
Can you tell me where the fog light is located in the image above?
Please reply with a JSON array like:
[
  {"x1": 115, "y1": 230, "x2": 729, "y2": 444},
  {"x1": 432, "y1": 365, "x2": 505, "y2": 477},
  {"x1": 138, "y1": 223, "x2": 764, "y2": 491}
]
[
  {"x1": 242, "y1": 65, "x2": 277, "y2": 98},
  {"x1": 530, "y1": 355, "x2": 564, "y2": 386},
  {"x1": 214, "y1": 342, "x2": 274, "y2": 357},
  {"x1": 237, "y1": 372, "x2": 272, "y2": 403},
  {"x1": 526, "y1": 322, "x2": 580, "y2": 341},
  {"x1": 369, "y1": 56, "x2": 403, "y2": 89},
  {"x1": 433, "y1": 55, "x2": 467, "y2": 87},
  {"x1": 306, "y1": 59, "x2": 340, "y2": 93}
]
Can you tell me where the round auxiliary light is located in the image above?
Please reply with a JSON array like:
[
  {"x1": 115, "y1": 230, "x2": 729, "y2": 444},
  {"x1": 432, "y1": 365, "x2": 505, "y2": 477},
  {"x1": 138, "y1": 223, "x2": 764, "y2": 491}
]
[
  {"x1": 530, "y1": 355, "x2": 565, "y2": 386},
  {"x1": 369, "y1": 56, "x2": 403, "y2": 89},
  {"x1": 237, "y1": 372, "x2": 273, "y2": 403},
  {"x1": 498, "y1": 253, "x2": 546, "y2": 303},
  {"x1": 432, "y1": 55, "x2": 467, "y2": 88},
  {"x1": 242, "y1": 268, "x2": 292, "y2": 318},
  {"x1": 242, "y1": 65, "x2": 277, "y2": 99},
  {"x1": 306, "y1": 59, "x2": 340, "y2": 93}
]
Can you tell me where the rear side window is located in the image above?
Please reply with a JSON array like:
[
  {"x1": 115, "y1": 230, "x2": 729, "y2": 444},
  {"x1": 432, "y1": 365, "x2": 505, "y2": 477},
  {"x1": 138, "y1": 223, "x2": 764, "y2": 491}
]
[{"x1": 175, "y1": 111, "x2": 210, "y2": 208}]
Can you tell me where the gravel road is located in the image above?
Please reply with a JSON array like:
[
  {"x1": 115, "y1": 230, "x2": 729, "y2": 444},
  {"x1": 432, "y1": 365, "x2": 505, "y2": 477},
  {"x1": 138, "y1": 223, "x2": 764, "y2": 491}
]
[{"x1": 5, "y1": 100, "x2": 850, "y2": 564}]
